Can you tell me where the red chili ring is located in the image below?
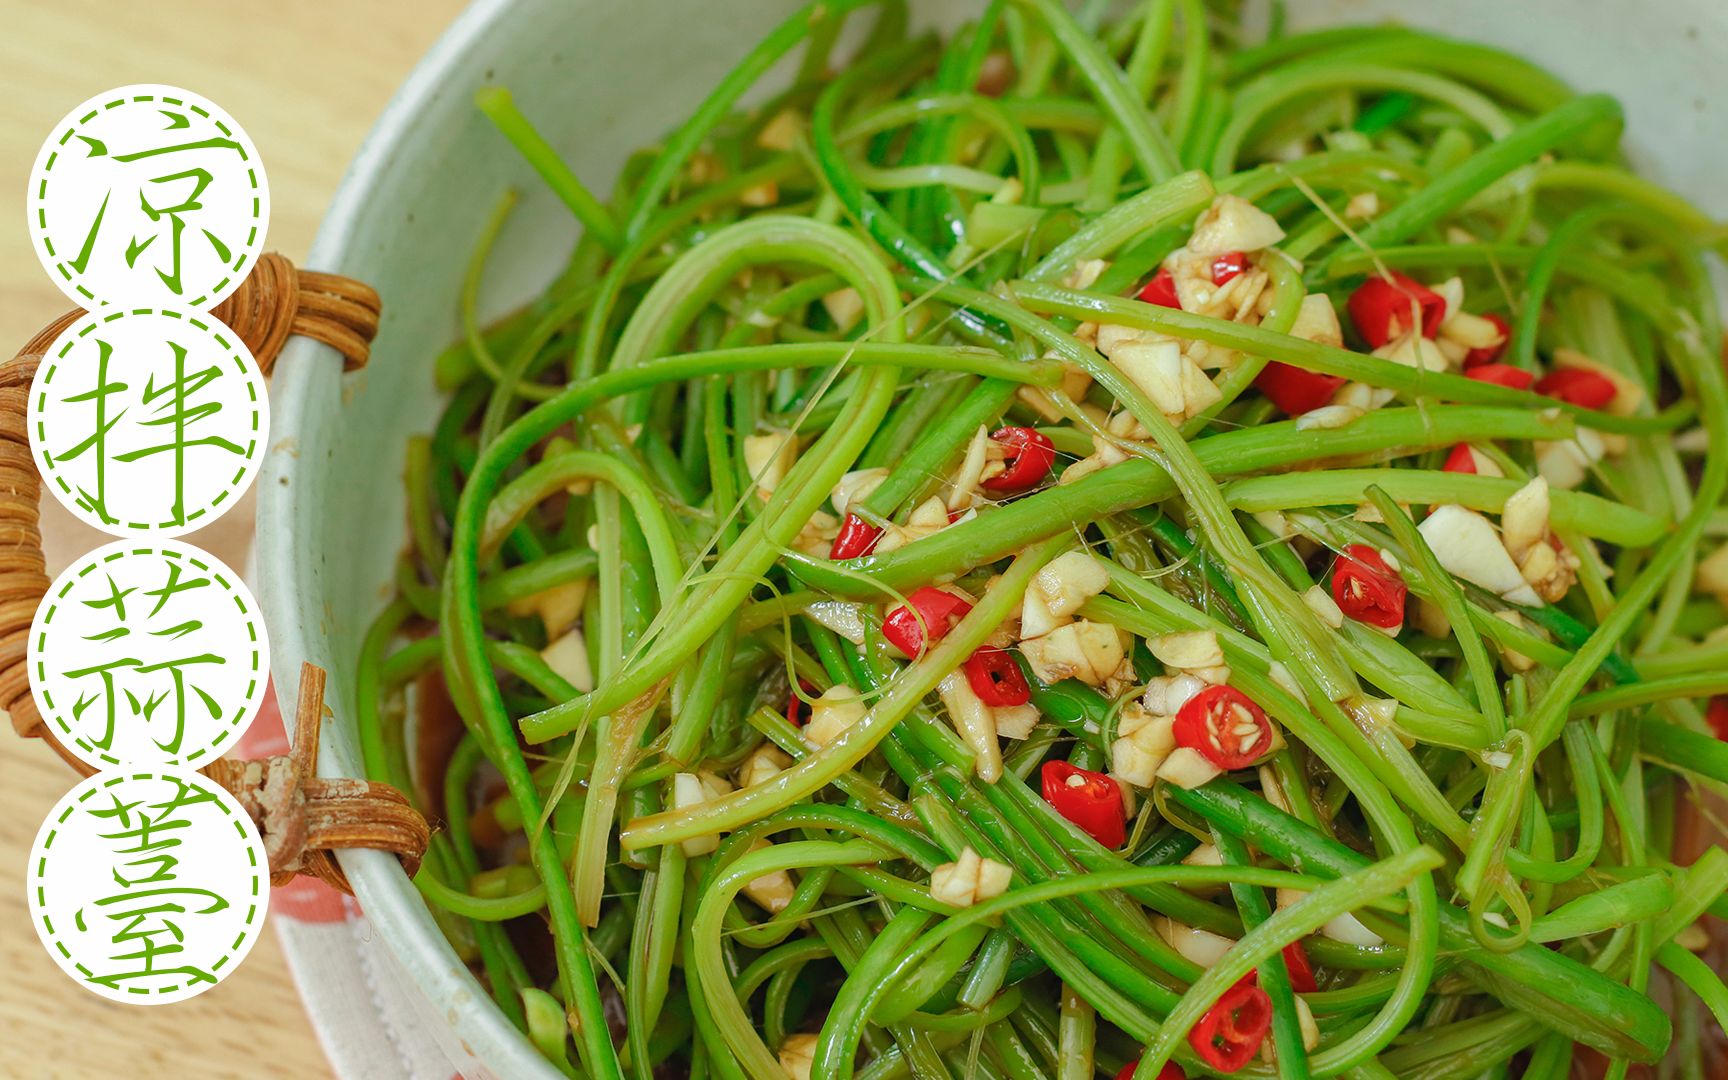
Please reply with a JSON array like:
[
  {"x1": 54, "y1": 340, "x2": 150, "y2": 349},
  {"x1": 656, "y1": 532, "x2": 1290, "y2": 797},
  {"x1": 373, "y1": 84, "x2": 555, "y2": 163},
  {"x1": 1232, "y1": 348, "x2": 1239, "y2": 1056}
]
[
  {"x1": 1138, "y1": 266, "x2": 1181, "y2": 309},
  {"x1": 1536, "y1": 367, "x2": 1617, "y2": 410},
  {"x1": 1040, "y1": 760, "x2": 1127, "y2": 849},
  {"x1": 830, "y1": 514, "x2": 884, "y2": 560},
  {"x1": 1331, "y1": 544, "x2": 1408, "y2": 629},
  {"x1": 1464, "y1": 363, "x2": 1534, "y2": 391},
  {"x1": 882, "y1": 586, "x2": 974, "y2": 657},
  {"x1": 963, "y1": 647, "x2": 1031, "y2": 707},
  {"x1": 981, "y1": 426, "x2": 1057, "y2": 493},
  {"x1": 1173, "y1": 685, "x2": 1274, "y2": 770},
  {"x1": 1188, "y1": 978, "x2": 1273, "y2": 1072},
  {"x1": 1347, "y1": 271, "x2": 1446, "y2": 347},
  {"x1": 1253, "y1": 362, "x2": 1346, "y2": 416}
]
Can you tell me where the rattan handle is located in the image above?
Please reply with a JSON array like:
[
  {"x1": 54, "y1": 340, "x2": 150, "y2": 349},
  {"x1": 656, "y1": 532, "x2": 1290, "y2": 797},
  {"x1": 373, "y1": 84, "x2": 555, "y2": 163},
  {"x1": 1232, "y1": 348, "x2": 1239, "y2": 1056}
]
[{"x1": 2, "y1": 254, "x2": 428, "y2": 891}]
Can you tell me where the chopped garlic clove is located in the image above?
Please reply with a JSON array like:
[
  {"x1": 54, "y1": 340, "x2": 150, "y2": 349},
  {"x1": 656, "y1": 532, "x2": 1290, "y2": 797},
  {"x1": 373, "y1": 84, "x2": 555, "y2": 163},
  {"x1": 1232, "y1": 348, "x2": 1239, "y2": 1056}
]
[
  {"x1": 1148, "y1": 629, "x2": 1225, "y2": 671},
  {"x1": 993, "y1": 703, "x2": 1040, "y2": 740},
  {"x1": 1267, "y1": 660, "x2": 1307, "y2": 705},
  {"x1": 1373, "y1": 331, "x2": 1448, "y2": 372},
  {"x1": 541, "y1": 629, "x2": 595, "y2": 693},
  {"x1": 930, "y1": 847, "x2": 1012, "y2": 907},
  {"x1": 743, "y1": 433, "x2": 799, "y2": 497},
  {"x1": 1188, "y1": 194, "x2": 1286, "y2": 256},
  {"x1": 1418, "y1": 504, "x2": 1543, "y2": 606},
  {"x1": 831, "y1": 467, "x2": 888, "y2": 519},
  {"x1": 1295, "y1": 404, "x2": 1364, "y2": 431},
  {"x1": 1494, "y1": 611, "x2": 1537, "y2": 672},
  {"x1": 1032, "y1": 551, "x2": 1111, "y2": 618},
  {"x1": 757, "y1": 108, "x2": 803, "y2": 151},
  {"x1": 672, "y1": 772, "x2": 734, "y2": 856},
  {"x1": 778, "y1": 1033, "x2": 818, "y2": 1080},
  {"x1": 741, "y1": 840, "x2": 796, "y2": 914},
  {"x1": 1698, "y1": 544, "x2": 1728, "y2": 608},
  {"x1": 946, "y1": 426, "x2": 992, "y2": 511},
  {"x1": 1156, "y1": 746, "x2": 1224, "y2": 789},
  {"x1": 1296, "y1": 998, "x2": 1321, "y2": 1051},
  {"x1": 1440, "y1": 309, "x2": 1505, "y2": 351},
  {"x1": 1096, "y1": 322, "x2": 1170, "y2": 357},
  {"x1": 1344, "y1": 192, "x2": 1380, "y2": 220},
  {"x1": 1331, "y1": 381, "x2": 1396, "y2": 412},
  {"x1": 1302, "y1": 584, "x2": 1345, "y2": 629},
  {"x1": 822, "y1": 288, "x2": 865, "y2": 333},
  {"x1": 907, "y1": 496, "x2": 949, "y2": 530},
  {"x1": 1182, "y1": 843, "x2": 1223, "y2": 867},
  {"x1": 1279, "y1": 889, "x2": 1387, "y2": 947},
  {"x1": 804, "y1": 600, "x2": 867, "y2": 644},
  {"x1": 1111, "y1": 709, "x2": 1176, "y2": 787},
  {"x1": 1111, "y1": 340, "x2": 1188, "y2": 416},
  {"x1": 1062, "y1": 258, "x2": 1110, "y2": 290},
  {"x1": 1534, "y1": 429, "x2": 1605, "y2": 490},
  {"x1": 1155, "y1": 917, "x2": 1235, "y2": 967},
  {"x1": 1020, "y1": 621, "x2": 1125, "y2": 687},
  {"x1": 737, "y1": 744, "x2": 793, "y2": 789},
  {"x1": 1019, "y1": 585, "x2": 1069, "y2": 640},
  {"x1": 508, "y1": 579, "x2": 588, "y2": 639},
  {"x1": 1289, "y1": 294, "x2": 1344, "y2": 348},
  {"x1": 1500, "y1": 476, "x2": 1550, "y2": 560},
  {"x1": 805, "y1": 685, "x2": 867, "y2": 747},
  {"x1": 1142, "y1": 673, "x2": 1206, "y2": 715},
  {"x1": 938, "y1": 671, "x2": 1004, "y2": 783}
]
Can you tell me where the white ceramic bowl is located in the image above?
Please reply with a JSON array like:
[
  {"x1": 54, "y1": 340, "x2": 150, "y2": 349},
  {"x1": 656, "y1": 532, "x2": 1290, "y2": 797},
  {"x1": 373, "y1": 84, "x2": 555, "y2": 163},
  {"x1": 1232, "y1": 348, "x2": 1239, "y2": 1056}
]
[{"x1": 257, "y1": 1, "x2": 1728, "y2": 1074}]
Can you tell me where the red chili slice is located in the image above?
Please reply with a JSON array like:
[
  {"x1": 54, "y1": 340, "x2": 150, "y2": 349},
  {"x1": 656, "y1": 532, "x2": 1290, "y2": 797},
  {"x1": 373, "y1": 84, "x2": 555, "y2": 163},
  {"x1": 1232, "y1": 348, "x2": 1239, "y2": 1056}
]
[
  {"x1": 830, "y1": 515, "x2": 884, "y2": 560},
  {"x1": 1138, "y1": 266, "x2": 1182, "y2": 309},
  {"x1": 1465, "y1": 363, "x2": 1534, "y2": 391},
  {"x1": 1253, "y1": 362, "x2": 1346, "y2": 416},
  {"x1": 883, "y1": 587, "x2": 974, "y2": 657},
  {"x1": 785, "y1": 679, "x2": 818, "y2": 727},
  {"x1": 1040, "y1": 760, "x2": 1127, "y2": 849},
  {"x1": 1709, "y1": 697, "x2": 1728, "y2": 742},
  {"x1": 1279, "y1": 941, "x2": 1318, "y2": 994},
  {"x1": 1443, "y1": 443, "x2": 1478, "y2": 474},
  {"x1": 964, "y1": 647, "x2": 1031, "y2": 707},
  {"x1": 1173, "y1": 686, "x2": 1274, "y2": 770},
  {"x1": 1189, "y1": 979, "x2": 1273, "y2": 1072},
  {"x1": 1211, "y1": 251, "x2": 1250, "y2": 286},
  {"x1": 1115, "y1": 1060, "x2": 1185, "y2": 1080},
  {"x1": 1332, "y1": 544, "x2": 1407, "y2": 629},
  {"x1": 981, "y1": 426, "x2": 1056, "y2": 493},
  {"x1": 1348, "y1": 271, "x2": 1446, "y2": 347},
  {"x1": 1536, "y1": 367, "x2": 1617, "y2": 410},
  {"x1": 1464, "y1": 313, "x2": 1511, "y2": 368}
]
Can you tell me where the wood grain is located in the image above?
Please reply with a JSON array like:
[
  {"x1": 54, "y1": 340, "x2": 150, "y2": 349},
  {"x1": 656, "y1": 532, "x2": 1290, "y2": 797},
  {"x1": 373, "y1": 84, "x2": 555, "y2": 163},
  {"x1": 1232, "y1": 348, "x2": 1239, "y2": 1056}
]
[{"x1": 0, "y1": 2, "x2": 464, "y2": 1076}]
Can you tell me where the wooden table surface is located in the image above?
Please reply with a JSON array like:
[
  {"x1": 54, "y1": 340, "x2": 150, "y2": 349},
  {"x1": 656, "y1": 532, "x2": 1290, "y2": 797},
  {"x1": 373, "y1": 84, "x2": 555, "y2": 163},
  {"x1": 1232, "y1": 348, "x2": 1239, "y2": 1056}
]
[{"x1": 1, "y1": 2, "x2": 464, "y2": 1075}]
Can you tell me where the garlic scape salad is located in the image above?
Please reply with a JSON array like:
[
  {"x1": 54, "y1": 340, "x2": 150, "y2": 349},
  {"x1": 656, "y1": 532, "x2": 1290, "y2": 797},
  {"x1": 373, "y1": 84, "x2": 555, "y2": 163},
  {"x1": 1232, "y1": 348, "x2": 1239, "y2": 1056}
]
[{"x1": 359, "y1": 2, "x2": 1728, "y2": 1077}]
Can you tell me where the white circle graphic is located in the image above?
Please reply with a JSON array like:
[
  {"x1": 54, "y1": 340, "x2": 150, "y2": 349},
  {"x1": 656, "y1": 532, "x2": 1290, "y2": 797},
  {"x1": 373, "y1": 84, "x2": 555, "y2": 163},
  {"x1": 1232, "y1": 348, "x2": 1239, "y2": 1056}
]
[
  {"x1": 28, "y1": 307, "x2": 268, "y2": 537},
  {"x1": 28, "y1": 538, "x2": 269, "y2": 772},
  {"x1": 27, "y1": 768, "x2": 269, "y2": 1004},
  {"x1": 27, "y1": 84, "x2": 269, "y2": 309}
]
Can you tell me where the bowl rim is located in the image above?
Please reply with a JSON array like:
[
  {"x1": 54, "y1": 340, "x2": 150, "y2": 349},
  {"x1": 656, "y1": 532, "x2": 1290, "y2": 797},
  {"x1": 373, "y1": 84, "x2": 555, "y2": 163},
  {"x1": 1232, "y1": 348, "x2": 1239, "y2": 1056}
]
[{"x1": 257, "y1": 0, "x2": 560, "y2": 1075}]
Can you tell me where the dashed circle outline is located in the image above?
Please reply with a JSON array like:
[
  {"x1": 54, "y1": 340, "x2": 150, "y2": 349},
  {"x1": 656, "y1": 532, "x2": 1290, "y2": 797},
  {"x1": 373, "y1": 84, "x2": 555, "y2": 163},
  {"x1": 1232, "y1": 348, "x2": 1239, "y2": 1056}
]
[
  {"x1": 30, "y1": 769, "x2": 267, "y2": 1002},
  {"x1": 30, "y1": 307, "x2": 266, "y2": 536},
  {"x1": 30, "y1": 539, "x2": 268, "y2": 771},
  {"x1": 28, "y1": 85, "x2": 267, "y2": 309}
]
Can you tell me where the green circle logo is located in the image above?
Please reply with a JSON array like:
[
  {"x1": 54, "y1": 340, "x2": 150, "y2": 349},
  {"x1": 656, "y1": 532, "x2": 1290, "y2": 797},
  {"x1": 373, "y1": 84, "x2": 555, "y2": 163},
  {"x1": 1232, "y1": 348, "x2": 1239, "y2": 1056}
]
[
  {"x1": 28, "y1": 768, "x2": 268, "y2": 1003},
  {"x1": 27, "y1": 84, "x2": 268, "y2": 309},
  {"x1": 28, "y1": 539, "x2": 269, "y2": 772},
  {"x1": 29, "y1": 307, "x2": 268, "y2": 537}
]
